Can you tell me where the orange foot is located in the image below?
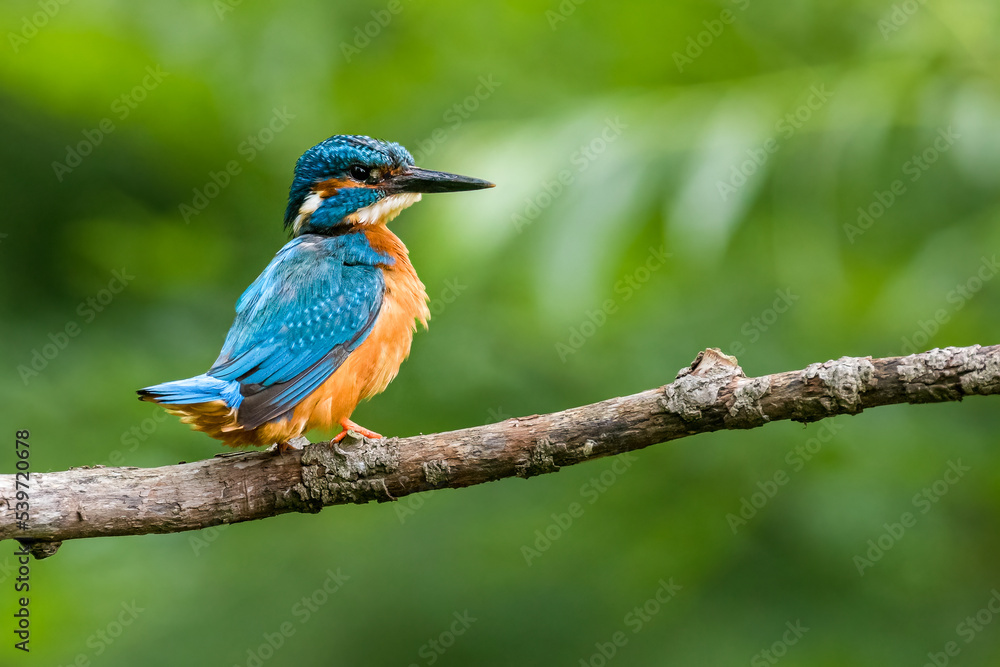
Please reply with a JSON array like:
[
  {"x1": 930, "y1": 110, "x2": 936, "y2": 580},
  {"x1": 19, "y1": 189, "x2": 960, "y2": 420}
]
[{"x1": 332, "y1": 417, "x2": 383, "y2": 443}]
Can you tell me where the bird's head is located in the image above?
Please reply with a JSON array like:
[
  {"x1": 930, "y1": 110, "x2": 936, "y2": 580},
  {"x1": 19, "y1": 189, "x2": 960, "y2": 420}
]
[{"x1": 284, "y1": 134, "x2": 494, "y2": 236}]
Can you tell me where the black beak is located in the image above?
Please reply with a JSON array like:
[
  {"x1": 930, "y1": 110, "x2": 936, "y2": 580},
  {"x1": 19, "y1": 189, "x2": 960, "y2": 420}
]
[{"x1": 389, "y1": 166, "x2": 495, "y2": 194}]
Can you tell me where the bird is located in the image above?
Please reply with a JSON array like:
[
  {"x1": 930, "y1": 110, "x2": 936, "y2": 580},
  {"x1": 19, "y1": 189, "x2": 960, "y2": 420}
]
[{"x1": 138, "y1": 134, "x2": 493, "y2": 450}]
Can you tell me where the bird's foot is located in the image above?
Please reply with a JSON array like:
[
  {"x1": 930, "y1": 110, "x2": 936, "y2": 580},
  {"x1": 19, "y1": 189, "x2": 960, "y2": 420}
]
[{"x1": 333, "y1": 418, "x2": 383, "y2": 443}]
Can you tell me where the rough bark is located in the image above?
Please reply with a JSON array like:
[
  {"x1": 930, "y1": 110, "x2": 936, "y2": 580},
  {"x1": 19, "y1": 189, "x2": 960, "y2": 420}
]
[{"x1": 2, "y1": 344, "x2": 999, "y2": 559}]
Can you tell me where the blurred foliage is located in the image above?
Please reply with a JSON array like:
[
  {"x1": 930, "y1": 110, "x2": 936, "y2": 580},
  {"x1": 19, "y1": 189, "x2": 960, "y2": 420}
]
[{"x1": 2, "y1": 0, "x2": 1000, "y2": 664}]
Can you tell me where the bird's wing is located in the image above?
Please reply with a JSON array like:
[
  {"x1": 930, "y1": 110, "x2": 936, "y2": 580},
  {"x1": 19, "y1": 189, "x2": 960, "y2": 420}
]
[{"x1": 208, "y1": 235, "x2": 387, "y2": 429}]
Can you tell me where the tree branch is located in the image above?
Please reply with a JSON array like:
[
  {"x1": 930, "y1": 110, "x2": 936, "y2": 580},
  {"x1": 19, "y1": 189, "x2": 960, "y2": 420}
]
[{"x1": 3, "y1": 344, "x2": 999, "y2": 559}]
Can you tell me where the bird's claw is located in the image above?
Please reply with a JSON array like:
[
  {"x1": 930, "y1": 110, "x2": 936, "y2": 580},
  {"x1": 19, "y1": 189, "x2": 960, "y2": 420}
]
[{"x1": 333, "y1": 418, "x2": 383, "y2": 443}]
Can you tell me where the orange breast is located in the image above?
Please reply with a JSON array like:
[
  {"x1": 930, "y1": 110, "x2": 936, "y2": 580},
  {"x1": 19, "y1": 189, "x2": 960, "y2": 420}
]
[
  {"x1": 163, "y1": 225, "x2": 429, "y2": 447},
  {"x1": 290, "y1": 225, "x2": 430, "y2": 433}
]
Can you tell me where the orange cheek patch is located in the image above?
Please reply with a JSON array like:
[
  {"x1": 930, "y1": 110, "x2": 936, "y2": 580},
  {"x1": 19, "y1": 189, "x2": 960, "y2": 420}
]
[{"x1": 314, "y1": 177, "x2": 352, "y2": 198}]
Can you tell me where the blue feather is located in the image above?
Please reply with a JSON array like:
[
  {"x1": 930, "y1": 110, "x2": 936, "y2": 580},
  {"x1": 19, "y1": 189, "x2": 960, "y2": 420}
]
[
  {"x1": 139, "y1": 231, "x2": 390, "y2": 430},
  {"x1": 209, "y1": 232, "x2": 389, "y2": 429},
  {"x1": 139, "y1": 374, "x2": 244, "y2": 409}
]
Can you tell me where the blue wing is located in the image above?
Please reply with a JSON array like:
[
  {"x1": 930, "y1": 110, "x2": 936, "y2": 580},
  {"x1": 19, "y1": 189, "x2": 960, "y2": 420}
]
[{"x1": 208, "y1": 234, "x2": 389, "y2": 429}]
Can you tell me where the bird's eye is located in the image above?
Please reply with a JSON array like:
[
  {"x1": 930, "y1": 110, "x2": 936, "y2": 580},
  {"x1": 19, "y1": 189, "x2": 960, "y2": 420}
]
[{"x1": 349, "y1": 165, "x2": 370, "y2": 182}]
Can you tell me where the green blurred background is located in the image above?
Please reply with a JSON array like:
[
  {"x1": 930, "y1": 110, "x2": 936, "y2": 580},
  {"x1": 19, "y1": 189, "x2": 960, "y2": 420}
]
[{"x1": 2, "y1": 0, "x2": 1000, "y2": 664}]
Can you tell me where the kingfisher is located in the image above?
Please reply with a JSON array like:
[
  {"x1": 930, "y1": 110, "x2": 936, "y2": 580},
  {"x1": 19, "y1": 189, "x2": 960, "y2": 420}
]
[{"x1": 139, "y1": 134, "x2": 493, "y2": 449}]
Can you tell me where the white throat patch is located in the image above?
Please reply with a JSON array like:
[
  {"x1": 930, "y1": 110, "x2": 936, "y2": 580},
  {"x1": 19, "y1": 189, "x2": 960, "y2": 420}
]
[
  {"x1": 294, "y1": 191, "x2": 422, "y2": 233},
  {"x1": 347, "y1": 192, "x2": 422, "y2": 226},
  {"x1": 293, "y1": 192, "x2": 324, "y2": 235}
]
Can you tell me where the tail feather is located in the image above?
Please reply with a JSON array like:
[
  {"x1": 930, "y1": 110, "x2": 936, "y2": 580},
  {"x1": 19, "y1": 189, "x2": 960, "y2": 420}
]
[
  {"x1": 138, "y1": 374, "x2": 302, "y2": 448},
  {"x1": 138, "y1": 374, "x2": 244, "y2": 409}
]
